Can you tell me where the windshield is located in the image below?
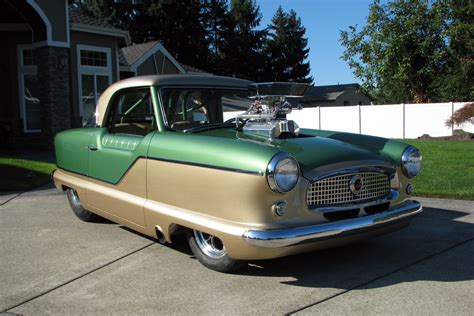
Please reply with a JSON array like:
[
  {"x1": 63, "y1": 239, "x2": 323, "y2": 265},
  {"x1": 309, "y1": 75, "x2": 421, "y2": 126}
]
[{"x1": 160, "y1": 88, "x2": 254, "y2": 131}]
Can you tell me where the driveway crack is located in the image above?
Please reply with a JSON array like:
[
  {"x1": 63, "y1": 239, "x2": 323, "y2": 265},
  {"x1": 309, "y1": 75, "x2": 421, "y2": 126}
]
[
  {"x1": 1, "y1": 243, "x2": 155, "y2": 313},
  {"x1": 286, "y1": 237, "x2": 474, "y2": 315},
  {"x1": 0, "y1": 192, "x2": 23, "y2": 207}
]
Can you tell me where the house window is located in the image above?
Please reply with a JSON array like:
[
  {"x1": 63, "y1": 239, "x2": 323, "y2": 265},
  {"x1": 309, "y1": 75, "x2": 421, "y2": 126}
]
[
  {"x1": 77, "y1": 45, "x2": 112, "y2": 126},
  {"x1": 343, "y1": 100, "x2": 350, "y2": 106},
  {"x1": 17, "y1": 46, "x2": 40, "y2": 132},
  {"x1": 80, "y1": 50, "x2": 107, "y2": 67}
]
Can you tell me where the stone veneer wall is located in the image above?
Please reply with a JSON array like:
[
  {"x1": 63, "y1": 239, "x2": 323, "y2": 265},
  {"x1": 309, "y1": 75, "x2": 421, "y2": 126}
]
[{"x1": 35, "y1": 46, "x2": 71, "y2": 147}]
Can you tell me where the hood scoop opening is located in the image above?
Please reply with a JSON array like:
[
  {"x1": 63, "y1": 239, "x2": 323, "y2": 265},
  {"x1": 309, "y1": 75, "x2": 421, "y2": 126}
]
[{"x1": 236, "y1": 82, "x2": 308, "y2": 140}]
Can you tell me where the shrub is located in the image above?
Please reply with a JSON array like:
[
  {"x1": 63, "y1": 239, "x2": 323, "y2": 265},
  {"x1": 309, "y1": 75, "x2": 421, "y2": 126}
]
[{"x1": 446, "y1": 103, "x2": 474, "y2": 127}]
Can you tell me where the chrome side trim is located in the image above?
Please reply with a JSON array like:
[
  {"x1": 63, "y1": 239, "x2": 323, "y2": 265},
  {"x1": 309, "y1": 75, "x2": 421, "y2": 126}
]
[{"x1": 242, "y1": 200, "x2": 422, "y2": 248}]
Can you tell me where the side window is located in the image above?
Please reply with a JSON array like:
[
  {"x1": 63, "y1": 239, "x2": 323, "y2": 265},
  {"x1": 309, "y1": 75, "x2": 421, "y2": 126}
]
[{"x1": 106, "y1": 88, "x2": 155, "y2": 136}]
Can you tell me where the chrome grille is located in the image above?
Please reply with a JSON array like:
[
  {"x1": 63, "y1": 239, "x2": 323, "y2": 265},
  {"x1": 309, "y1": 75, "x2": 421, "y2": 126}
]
[{"x1": 307, "y1": 172, "x2": 390, "y2": 208}]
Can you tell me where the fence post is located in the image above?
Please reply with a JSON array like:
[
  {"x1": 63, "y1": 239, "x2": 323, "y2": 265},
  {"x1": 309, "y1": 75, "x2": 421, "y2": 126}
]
[
  {"x1": 402, "y1": 103, "x2": 405, "y2": 139},
  {"x1": 318, "y1": 106, "x2": 321, "y2": 130},
  {"x1": 358, "y1": 104, "x2": 361, "y2": 134},
  {"x1": 451, "y1": 101, "x2": 454, "y2": 136}
]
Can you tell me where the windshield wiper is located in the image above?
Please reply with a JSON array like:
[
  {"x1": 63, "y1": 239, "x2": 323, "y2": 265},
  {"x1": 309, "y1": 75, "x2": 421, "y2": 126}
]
[{"x1": 184, "y1": 123, "x2": 235, "y2": 133}]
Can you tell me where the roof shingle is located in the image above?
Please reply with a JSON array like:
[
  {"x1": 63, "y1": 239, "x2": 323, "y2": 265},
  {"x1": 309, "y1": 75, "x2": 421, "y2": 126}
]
[
  {"x1": 69, "y1": 4, "x2": 123, "y2": 30},
  {"x1": 119, "y1": 41, "x2": 159, "y2": 67},
  {"x1": 303, "y1": 83, "x2": 361, "y2": 101}
]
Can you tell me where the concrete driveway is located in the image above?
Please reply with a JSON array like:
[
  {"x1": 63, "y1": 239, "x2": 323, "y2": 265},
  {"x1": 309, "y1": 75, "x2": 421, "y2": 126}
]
[{"x1": 1, "y1": 184, "x2": 473, "y2": 315}]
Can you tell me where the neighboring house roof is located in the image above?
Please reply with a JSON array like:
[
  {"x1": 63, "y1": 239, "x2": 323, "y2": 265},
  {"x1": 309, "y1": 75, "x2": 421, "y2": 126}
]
[
  {"x1": 69, "y1": 4, "x2": 131, "y2": 45},
  {"x1": 303, "y1": 83, "x2": 364, "y2": 101},
  {"x1": 69, "y1": 5, "x2": 114, "y2": 28},
  {"x1": 120, "y1": 41, "x2": 159, "y2": 67},
  {"x1": 118, "y1": 41, "x2": 186, "y2": 73},
  {"x1": 180, "y1": 63, "x2": 209, "y2": 74}
]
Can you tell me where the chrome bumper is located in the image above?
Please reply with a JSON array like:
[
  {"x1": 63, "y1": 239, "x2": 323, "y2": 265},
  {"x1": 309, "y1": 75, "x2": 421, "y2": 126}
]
[{"x1": 242, "y1": 200, "x2": 422, "y2": 248}]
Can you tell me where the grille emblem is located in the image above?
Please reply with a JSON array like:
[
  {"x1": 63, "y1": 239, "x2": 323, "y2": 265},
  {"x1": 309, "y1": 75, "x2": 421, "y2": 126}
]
[{"x1": 349, "y1": 175, "x2": 364, "y2": 195}]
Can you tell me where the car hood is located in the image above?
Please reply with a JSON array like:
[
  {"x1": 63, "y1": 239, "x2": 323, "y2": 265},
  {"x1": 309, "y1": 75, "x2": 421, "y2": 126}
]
[{"x1": 195, "y1": 128, "x2": 391, "y2": 178}]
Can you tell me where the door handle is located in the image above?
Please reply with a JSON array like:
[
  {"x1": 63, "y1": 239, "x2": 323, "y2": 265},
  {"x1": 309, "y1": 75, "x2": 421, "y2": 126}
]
[{"x1": 86, "y1": 145, "x2": 98, "y2": 151}]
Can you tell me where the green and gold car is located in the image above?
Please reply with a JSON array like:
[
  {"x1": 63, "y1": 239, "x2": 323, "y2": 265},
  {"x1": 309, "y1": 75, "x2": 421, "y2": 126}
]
[{"x1": 53, "y1": 75, "x2": 422, "y2": 272}]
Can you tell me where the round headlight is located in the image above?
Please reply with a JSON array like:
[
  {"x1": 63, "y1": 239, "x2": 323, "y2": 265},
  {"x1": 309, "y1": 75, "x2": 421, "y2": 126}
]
[
  {"x1": 401, "y1": 146, "x2": 422, "y2": 178},
  {"x1": 267, "y1": 153, "x2": 299, "y2": 193}
]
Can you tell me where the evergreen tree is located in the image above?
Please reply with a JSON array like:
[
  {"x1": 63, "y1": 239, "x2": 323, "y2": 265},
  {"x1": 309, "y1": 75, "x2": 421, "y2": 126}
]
[
  {"x1": 81, "y1": 0, "x2": 139, "y2": 33},
  {"x1": 265, "y1": 7, "x2": 312, "y2": 83},
  {"x1": 80, "y1": 0, "x2": 313, "y2": 83},
  {"x1": 221, "y1": 0, "x2": 267, "y2": 80},
  {"x1": 202, "y1": 0, "x2": 232, "y2": 74},
  {"x1": 82, "y1": 1, "x2": 210, "y2": 70},
  {"x1": 144, "y1": 1, "x2": 210, "y2": 70}
]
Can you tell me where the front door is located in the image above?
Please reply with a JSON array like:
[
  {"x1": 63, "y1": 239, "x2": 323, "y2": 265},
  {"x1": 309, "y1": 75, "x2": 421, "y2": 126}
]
[{"x1": 86, "y1": 87, "x2": 156, "y2": 227}]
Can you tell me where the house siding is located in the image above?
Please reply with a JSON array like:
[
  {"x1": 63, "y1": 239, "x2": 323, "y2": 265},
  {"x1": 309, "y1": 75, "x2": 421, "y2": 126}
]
[
  {"x1": 135, "y1": 52, "x2": 180, "y2": 76},
  {"x1": 34, "y1": 0, "x2": 69, "y2": 44},
  {"x1": 163, "y1": 56, "x2": 180, "y2": 74},
  {"x1": 136, "y1": 57, "x2": 156, "y2": 76}
]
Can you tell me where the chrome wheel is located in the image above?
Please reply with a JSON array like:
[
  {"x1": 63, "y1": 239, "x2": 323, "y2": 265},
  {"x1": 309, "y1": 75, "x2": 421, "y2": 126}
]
[
  {"x1": 193, "y1": 230, "x2": 226, "y2": 259},
  {"x1": 66, "y1": 188, "x2": 98, "y2": 222},
  {"x1": 68, "y1": 189, "x2": 81, "y2": 208}
]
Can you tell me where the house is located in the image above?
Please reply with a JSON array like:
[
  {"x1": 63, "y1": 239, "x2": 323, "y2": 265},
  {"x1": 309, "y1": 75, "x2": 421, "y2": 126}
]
[
  {"x1": 0, "y1": 0, "x2": 202, "y2": 147},
  {"x1": 300, "y1": 83, "x2": 372, "y2": 107}
]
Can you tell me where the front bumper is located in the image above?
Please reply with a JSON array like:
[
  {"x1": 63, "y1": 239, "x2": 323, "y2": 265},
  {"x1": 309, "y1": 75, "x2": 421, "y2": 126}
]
[{"x1": 242, "y1": 200, "x2": 422, "y2": 248}]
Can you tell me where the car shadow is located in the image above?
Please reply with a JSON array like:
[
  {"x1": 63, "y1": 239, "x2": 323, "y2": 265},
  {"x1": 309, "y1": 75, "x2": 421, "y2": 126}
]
[
  {"x1": 238, "y1": 206, "x2": 474, "y2": 288},
  {"x1": 162, "y1": 206, "x2": 474, "y2": 289}
]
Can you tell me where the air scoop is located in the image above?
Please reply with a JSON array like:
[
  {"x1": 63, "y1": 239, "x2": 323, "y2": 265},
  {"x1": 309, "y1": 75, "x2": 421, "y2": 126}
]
[{"x1": 236, "y1": 82, "x2": 308, "y2": 139}]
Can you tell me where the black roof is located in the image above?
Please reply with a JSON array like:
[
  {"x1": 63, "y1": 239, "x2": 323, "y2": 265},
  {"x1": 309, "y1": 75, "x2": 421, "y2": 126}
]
[{"x1": 303, "y1": 83, "x2": 361, "y2": 101}]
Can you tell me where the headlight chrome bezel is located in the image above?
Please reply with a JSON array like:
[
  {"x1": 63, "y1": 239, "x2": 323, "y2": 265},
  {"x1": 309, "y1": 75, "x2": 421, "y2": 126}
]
[
  {"x1": 401, "y1": 146, "x2": 422, "y2": 178},
  {"x1": 267, "y1": 152, "x2": 300, "y2": 193}
]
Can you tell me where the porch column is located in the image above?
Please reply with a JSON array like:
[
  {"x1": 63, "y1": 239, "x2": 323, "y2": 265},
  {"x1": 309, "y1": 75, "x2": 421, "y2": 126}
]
[{"x1": 35, "y1": 46, "x2": 71, "y2": 145}]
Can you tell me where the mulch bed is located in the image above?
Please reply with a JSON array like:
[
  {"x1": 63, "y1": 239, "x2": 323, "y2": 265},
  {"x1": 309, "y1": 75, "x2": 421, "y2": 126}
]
[{"x1": 418, "y1": 130, "x2": 474, "y2": 141}]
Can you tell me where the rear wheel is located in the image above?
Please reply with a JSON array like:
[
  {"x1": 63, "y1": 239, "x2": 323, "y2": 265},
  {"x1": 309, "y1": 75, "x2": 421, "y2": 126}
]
[
  {"x1": 66, "y1": 188, "x2": 99, "y2": 222},
  {"x1": 187, "y1": 229, "x2": 245, "y2": 273}
]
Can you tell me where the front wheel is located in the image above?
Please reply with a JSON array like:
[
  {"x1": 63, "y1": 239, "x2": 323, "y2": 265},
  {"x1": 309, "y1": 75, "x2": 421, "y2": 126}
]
[{"x1": 187, "y1": 229, "x2": 245, "y2": 273}]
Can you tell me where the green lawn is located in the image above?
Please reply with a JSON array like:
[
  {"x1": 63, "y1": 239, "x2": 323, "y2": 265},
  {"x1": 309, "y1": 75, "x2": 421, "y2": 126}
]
[
  {"x1": 403, "y1": 139, "x2": 474, "y2": 200},
  {"x1": 1, "y1": 140, "x2": 472, "y2": 199},
  {"x1": 0, "y1": 158, "x2": 56, "y2": 192}
]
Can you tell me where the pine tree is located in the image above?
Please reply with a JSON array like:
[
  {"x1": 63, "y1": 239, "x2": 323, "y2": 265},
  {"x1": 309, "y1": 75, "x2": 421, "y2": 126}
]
[
  {"x1": 82, "y1": 0, "x2": 138, "y2": 33},
  {"x1": 265, "y1": 7, "x2": 312, "y2": 83},
  {"x1": 144, "y1": 1, "x2": 210, "y2": 70},
  {"x1": 221, "y1": 0, "x2": 267, "y2": 80},
  {"x1": 202, "y1": 0, "x2": 231, "y2": 74}
]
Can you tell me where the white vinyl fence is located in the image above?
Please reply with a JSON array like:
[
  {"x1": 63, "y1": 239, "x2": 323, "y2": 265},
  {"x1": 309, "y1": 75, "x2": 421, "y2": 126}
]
[{"x1": 224, "y1": 102, "x2": 473, "y2": 139}]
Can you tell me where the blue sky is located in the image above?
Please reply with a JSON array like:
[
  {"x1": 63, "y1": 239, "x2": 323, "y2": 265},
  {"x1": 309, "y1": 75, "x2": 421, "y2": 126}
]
[{"x1": 258, "y1": 0, "x2": 374, "y2": 86}]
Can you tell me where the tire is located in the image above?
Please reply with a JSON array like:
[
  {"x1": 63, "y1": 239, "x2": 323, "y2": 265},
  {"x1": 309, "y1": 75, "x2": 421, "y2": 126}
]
[
  {"x1": 186, "y1": 229, "x2": 245, "y2": 273},
  {"x1": 66, "y1": 188, "x2": 99, "y2": 222}
]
